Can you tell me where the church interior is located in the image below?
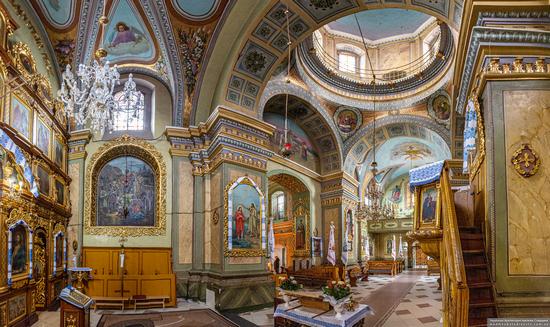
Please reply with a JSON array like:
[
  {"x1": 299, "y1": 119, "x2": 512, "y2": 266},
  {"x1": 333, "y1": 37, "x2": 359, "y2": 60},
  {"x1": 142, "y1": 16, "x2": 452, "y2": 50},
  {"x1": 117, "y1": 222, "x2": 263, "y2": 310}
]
[{"x1": 0, "y1": 0, "x2": 548, "y2": 326}]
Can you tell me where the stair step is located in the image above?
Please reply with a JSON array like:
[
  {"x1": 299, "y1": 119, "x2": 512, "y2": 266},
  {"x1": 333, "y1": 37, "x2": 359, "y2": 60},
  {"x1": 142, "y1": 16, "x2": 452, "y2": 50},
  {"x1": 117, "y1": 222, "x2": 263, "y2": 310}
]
[
  {"x1": 460, "y1": 233, "x2": 483, "y2": 240},
  {"x1": 469, "y1": 301, "x2": 496, "y2": 309},
  {"x1": 463, "y1": 249, "x2": 484, "y2": 255},
  {"x1": 465, "y1": 263, "x2": 487, "y2": 268},
  {"x1": 469, "y1": 282, "x2": 493, "y2": 289}
]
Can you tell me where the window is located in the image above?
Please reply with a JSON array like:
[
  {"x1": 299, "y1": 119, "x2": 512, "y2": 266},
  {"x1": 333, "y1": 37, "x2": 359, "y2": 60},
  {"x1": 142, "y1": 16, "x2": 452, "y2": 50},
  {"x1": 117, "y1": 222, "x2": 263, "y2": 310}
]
[
  {"x1": 338, "y1": 52, "x2": 357, "y2": 74},
  {"x1": 271, "y1": 191, "x2": 285, "y2": 220},
  {"x1": 113, "y1": 90, "x2": 145, "y2": 131}
]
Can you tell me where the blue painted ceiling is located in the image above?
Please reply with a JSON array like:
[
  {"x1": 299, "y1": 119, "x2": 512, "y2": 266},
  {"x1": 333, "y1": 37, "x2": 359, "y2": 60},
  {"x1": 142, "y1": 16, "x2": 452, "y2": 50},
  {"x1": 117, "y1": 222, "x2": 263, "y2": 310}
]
[{"x1": 326, "y1": 8, "x2": 432, "y2": 41}]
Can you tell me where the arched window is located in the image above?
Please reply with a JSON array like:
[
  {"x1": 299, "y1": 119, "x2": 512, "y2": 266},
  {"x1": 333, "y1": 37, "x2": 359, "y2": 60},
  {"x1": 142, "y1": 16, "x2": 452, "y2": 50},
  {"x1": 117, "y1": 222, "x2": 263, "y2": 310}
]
[
  {"x1": 104, "y1": 78, "x2": 153, "y2": 139},
  {"x1": 271, "y1": 191, "x2": 285, "y2": 220},
  {"x1": 113, "y1": 90, "x2": 145, "y2": 131},
  {"x1": 338, "y1": 51, "x2": 358, "y2": 74}
]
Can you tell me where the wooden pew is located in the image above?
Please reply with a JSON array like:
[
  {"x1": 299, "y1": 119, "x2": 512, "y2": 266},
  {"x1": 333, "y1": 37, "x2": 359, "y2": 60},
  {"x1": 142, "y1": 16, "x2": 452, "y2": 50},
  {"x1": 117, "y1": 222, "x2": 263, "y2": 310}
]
[
  {"x1": 368, "y1": 260, "x2": 399, "y2": 276},
  {"x1": 290, "y1": 265, "x2": 341, "y2": 287}
]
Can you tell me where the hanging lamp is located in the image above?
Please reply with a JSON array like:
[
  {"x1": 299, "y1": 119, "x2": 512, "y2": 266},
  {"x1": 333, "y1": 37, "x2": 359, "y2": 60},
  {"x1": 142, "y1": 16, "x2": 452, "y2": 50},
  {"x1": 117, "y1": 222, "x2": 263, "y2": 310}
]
[{"x1": 279, "y1": 6, "x2": 293, "y2": 158}]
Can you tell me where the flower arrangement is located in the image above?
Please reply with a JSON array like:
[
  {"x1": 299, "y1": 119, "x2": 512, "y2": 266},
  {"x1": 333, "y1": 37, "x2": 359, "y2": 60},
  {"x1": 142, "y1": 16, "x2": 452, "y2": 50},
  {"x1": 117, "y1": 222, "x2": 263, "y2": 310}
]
[
  {"x1": 322, "y1": 280, "x2": 351, "y2": 300},
  {"x1": 278, "y1": 276, "x2": 302, "y2": 291}
]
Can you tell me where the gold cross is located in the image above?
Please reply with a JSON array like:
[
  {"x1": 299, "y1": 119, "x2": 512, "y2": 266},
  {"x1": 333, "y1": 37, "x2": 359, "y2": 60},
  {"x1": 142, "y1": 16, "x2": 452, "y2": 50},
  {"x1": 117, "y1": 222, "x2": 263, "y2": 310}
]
[{"x1": 520, "y1": 152, "x2": 534, "y2": 168}]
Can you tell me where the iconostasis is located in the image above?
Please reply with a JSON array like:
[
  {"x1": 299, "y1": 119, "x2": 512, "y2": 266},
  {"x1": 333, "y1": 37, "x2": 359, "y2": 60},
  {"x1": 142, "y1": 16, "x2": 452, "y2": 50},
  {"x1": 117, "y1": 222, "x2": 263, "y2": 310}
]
[{"x1": 0, "y1": 5, "x2": 70, "y2": 326}]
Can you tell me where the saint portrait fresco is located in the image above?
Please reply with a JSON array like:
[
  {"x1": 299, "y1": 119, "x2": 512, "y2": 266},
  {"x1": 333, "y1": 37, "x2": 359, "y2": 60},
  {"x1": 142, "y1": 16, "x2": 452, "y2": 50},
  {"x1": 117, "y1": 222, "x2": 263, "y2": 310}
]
[
  {"x1": 226, "y1": 176, "x2": 266, "y2": 256},
  {"x1": 35, "y1": 118, "x2": 51, "y2": 155},
  {"x1": 334, "y1": 107, "x2": 362, "y2": 136},
  {"x1": 11, "y1": 97, "x2": 31, "y2": 139},
  {"x1": 428, "y1": 90, "x2": 451, "y2": 126},
  {"x1": 10, "y1": 225, "x2": 27, "y2": 275},
  {"x1": 386, "y1": 238, "x2": 393, "y2": 255},
  {"x1": 420, "y1": 186, "x2": 438, "y2": 224},
  {"x1": 96, "y1": 156, "x2": 155, "y2": 227},
  {"x1": 344, "y1": 210, "x2": 354, "y2": 252},
  {"x1": 296, "y1": 217, "x2": 306, "y2": 250}
]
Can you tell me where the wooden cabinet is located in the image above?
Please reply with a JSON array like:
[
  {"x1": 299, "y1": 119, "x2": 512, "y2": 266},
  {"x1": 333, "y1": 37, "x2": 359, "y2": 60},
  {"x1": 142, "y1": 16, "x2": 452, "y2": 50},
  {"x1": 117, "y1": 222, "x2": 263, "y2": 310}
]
[{"x1": 82, "y1": 247, "x2": 176, "y2": 307}]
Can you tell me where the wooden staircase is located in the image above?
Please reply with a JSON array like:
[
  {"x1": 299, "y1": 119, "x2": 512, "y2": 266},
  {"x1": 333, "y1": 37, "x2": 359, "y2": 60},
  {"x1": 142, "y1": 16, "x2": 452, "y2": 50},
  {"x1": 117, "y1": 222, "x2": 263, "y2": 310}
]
[{"x1": 459, "y1": 226, "x2": 497, "y2": 327}]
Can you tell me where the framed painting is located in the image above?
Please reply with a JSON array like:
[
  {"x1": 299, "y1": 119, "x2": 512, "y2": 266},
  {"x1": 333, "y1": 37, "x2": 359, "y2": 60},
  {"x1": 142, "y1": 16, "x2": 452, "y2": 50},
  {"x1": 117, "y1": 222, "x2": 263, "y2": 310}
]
[
  {"x1": 53, "y1": 135, "x2": 65, "y2": 169},
  {"x1": 224, "y1": 176, "x2": 266, "y2": 257},
  {"x1": 34, "y1": 116, "x2": 51, "y2": 156},
  {"x1": 428, "y1": 90, "x2": 451, "y2": 127},
  {"x1": 53, "y1": 229, "x2": 65, "y2": 273},
  {"x1": 84, "y1": 136, "x2": 167, "y2": 237},
  {"x1": 415, "y1": 183, "x2": 440, "y2": 228},
  {"x1": 333, "y1": 106, "x2": 362, "y2": 138},
  {"x1": 293, "y1": 199, "x2": 310, "y2": 256},
  {"x1": 36, "y1": 164, "x2": 51, "y2": 197},
  {"x1": 311, "y1": 237, "x2": 322, "y2": 257},
  {"x1": 10, "y1": 95, "x2": 32, "y2": 140},
  {"x1": 8, "y1": 223, "x2": 31, "y2": 283},
  {"x1": 54, "y1": 179, "x2": 65, "y2": 205}
]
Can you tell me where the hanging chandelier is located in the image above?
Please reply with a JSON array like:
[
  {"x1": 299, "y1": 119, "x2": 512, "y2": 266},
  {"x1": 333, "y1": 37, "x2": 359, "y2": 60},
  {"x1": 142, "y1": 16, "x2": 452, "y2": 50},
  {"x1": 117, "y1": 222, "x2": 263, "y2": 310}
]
[
  {"x1": 57, "y1": 14, "x2": 140, "y2": 133},
  {"x1": 354, "y1": 14, "x2": 395, "y2": 222}
]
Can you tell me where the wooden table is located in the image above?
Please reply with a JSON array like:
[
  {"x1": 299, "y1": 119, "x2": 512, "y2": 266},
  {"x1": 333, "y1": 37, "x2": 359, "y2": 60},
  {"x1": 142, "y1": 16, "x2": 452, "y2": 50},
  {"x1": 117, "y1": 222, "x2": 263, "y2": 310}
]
[{"x1": 274, "y1": 299, "x2": 374, "y2": 327}]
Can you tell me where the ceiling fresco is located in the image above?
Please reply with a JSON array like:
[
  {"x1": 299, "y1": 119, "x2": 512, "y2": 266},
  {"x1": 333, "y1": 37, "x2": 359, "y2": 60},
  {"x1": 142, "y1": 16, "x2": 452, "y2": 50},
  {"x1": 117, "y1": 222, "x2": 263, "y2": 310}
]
[
  {"x1": 101, "y1": 0, "x2": 157, "y2": 64},
  {"x1": 172, "y1": 0, "x2": 221, "y2": 21},
  {"x1": 34, "y1": 0, "x2": 76, "y2": 30},
  {"x1": 326, "y1": 8, "x2": 432, "y2": 41}
]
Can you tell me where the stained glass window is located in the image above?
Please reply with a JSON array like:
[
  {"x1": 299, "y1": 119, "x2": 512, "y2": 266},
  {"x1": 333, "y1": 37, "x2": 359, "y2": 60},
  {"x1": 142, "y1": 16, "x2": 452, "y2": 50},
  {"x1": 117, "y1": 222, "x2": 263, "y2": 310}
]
[{"x1": 113, "y1": 90, "x2": 145, "y2": 131}]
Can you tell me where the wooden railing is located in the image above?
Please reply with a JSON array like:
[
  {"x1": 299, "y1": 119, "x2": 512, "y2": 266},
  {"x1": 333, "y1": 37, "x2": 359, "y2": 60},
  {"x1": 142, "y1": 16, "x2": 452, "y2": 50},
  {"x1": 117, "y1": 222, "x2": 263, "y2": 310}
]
[{"x1": 440, "y1": 162, "x2": 469, "y2": 326}]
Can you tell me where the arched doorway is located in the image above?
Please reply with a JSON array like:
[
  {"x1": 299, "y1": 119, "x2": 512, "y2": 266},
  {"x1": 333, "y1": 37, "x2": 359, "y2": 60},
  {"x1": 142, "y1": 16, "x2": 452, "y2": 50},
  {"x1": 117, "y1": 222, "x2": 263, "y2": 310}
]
[{"x1": 268, "y1": 173, "x2": 311, "y2": 272}]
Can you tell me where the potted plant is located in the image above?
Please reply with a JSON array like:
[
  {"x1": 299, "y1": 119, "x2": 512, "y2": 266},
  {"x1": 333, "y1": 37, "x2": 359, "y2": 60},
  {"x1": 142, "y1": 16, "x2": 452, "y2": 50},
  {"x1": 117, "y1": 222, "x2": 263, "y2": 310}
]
[
  {"x1": 322, "y1": 281, "x2": 352, "y2": 319},
  {"x1": 277, "y1": 276, "x2": 302, "y2": 308}
]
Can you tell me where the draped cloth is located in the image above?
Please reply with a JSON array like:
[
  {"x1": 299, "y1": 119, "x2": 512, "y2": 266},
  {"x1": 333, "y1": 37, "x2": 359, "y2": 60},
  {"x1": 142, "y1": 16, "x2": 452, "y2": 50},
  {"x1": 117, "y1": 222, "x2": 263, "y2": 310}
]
[
  {"x1": 391, "y1": 235, "x2": 397, "y2": 261},
  {"x1": 463, "y1": 99, "x2": 478, "y2": 173},
  {"x1": 364, "y1": 234, "x2": 370, "y2": 262},
  {"x1": 0, "y1": 128, "x2": 39, "y2": 197},
  {"x1": 327, "y1": 222, "x2": 336, "y2": 266},
  {"x1": 342, "y1": 219, "x2": 349, "y2": 265}
]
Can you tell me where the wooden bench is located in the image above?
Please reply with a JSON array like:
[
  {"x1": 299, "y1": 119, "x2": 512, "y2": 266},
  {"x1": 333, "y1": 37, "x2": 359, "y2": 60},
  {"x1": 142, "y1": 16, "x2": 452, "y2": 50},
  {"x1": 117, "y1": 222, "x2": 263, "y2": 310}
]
[
  {"x1": 93, "y1": 296, "x2": 129, "y2": 311},
  {"x1": 368, "y1": 260, "x2": 399, "y2": 276},
  {"x1": 132, "y1": 295, "x2": 169, "y2": 310},
  {"x1": 291, "y1": 265, "x2": 340, "y2": 287}
]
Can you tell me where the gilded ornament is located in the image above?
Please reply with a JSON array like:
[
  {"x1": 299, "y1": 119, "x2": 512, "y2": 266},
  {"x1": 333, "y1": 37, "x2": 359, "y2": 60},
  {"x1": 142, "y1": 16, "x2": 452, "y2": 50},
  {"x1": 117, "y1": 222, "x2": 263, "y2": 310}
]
[
  {"x1": 83, "y1": 135, "x2": 167, "y2": 237},
  {"x1": 212, "y1": 208, "x2": 219, "y2": 225},
  {"x1": 511, "y1": 144, "x2": 540, "y2": 177}
]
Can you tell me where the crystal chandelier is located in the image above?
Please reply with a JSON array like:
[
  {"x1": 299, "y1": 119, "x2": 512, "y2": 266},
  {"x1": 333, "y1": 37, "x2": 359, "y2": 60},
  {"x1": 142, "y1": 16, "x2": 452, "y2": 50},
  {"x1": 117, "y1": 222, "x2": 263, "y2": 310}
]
[
  {"x1": 57, "y1": 14, "x2": 140, "y2": 133},
  {"x1": 354, "y1": 14, "x2": 395, "y2": 222}
]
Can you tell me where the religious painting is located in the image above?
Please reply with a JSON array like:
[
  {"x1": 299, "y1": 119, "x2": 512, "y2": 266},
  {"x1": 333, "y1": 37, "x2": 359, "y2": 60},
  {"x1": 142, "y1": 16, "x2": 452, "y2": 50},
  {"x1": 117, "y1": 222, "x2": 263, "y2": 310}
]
[
  {"x1": 295, "y1": 217, "x2": 306, "y2": 250},
  {"x1": 35, "y1": 117, "x2": 51, "y2": 156},
  {"x1": 334, "y1": 106, "x2": 362, "y2": 138},
  {"x1": 428, "y1": 90, "x2": 451, "y2": 126},
  {"x1": 10, "y1": 96, "x2": 32, "y2": 140},
  {"x1": 55, "y1": 233, "x2": 64, "y2": 269},
  {"x1": 36, "y1": 0, "x2": 76, "y2": 29},
  {"x1": 36, "y1": 165, "x2": 50, "y2": 196},
  {"x1": 420, "y1": 186, "x2": 438, "y2": 225},
  {"x1": 102, "y1": 0, "x2": 155, "y2": 63},
  {"x1": 386, "y1": 239, "x2": 393, "y2": 255},
  {"x1": 389, "y1": 181, "x2": 403, "y2": 203},
  {"x1": 264, "y1": 113, "x2": 320, "y2": 173},
  {"x1": 225, "y1": 176, "x2": 266, "y2": 257},
  {"x1": 312, "y1": 237, "x2": 322, "y2": 257},
  {"x1": 96, "y1": 156, "x2": 155, "y2": 226},
  {"x1": 53, "y1": 136, "x2": 64, "y2": 169},
  {"x1": 19, "y1": 54, "x2": 35, "y2": 76},
  {"x1": 343, "y1": 209, "x2": 353, "y2": 252},
  {"x1": 55, "y1": 180, "x2": 65, "y2": 205},
  {"x1": 10, "y1": 225, "x2": 28, "y2": 276},
  {"x1": 7, "y1": 294, "x2": 25, "y2": 324}
]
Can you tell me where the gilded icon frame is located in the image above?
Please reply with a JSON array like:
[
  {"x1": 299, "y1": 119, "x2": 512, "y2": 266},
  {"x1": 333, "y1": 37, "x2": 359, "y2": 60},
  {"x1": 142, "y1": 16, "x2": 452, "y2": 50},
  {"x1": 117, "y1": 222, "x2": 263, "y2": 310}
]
[
  {"x1": 84, "y1": 135, "x2": 167, "y2": 237},
  {"x1": 9, "y1": 93, "x2": 33, "y2": 141},
  {"x1": 414, "y1": 182, "x2": 441, "y2": 229},
  {"x1": 224, "y1": 176, "x2": 267, "y2": 257},
  {"x1": 293, "y1": 199, "x2": 310, "y2": 257}
]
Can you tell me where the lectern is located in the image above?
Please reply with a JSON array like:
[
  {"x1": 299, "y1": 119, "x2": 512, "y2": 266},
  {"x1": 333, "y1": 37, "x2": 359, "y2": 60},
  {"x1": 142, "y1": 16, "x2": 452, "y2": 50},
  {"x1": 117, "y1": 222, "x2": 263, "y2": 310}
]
[{"x1": 59, "y1": 286, "x2": 94, "y2": 327}]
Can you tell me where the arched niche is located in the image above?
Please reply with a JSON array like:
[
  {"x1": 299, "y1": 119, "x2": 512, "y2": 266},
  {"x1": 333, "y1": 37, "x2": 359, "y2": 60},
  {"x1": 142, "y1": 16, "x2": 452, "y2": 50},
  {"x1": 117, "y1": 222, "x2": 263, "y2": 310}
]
[{"x1": 83, "y1": 135, "x2": 167, "y2": 237}]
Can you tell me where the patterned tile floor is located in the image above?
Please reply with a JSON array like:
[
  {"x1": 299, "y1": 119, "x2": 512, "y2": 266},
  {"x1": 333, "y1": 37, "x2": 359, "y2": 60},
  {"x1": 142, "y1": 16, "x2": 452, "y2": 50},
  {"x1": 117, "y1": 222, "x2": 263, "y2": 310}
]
[{"x1": 239, "y1": 272, "x2": 442, "y2": 327}]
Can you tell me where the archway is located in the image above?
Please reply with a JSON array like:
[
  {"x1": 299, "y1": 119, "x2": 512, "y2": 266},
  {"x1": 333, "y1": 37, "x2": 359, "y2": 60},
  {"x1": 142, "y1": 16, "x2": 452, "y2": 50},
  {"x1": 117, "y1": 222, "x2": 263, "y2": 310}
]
[{"x1": 268, "y1": 173, "x2": 312, "y2": 272}]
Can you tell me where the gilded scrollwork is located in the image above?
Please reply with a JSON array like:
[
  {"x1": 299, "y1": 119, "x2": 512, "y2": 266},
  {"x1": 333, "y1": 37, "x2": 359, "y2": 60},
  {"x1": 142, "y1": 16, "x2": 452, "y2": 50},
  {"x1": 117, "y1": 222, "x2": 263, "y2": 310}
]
[
  {"x1": 83, "y1": 135, "x2": 167, "y2": 237},
  {"x1": 9, "y1": 42, "x2": 37, "y2": 79},
  {"x1": 511, "y1": 144, "x2": 540, "y2": 177},
  {"x1": 468, "y1": 96, "x2": 486, "y2": 181}
]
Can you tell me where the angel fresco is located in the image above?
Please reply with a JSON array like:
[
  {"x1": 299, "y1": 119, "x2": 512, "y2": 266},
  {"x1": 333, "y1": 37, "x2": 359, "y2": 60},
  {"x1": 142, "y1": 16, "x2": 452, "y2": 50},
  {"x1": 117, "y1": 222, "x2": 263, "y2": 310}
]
[{"x1": 106, "y1": 22, "x2": 150, "y2": 57}]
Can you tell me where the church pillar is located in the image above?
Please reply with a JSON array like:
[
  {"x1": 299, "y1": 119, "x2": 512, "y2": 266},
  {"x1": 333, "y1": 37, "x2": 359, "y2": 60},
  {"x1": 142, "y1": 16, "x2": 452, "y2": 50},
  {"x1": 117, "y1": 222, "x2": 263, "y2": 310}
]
[
  {"x1": 167, "y1": 106, "x2": 276, "y2": 310},
  {"x1": 67, "y1": 130, "x2": 91, "y2": 267}
]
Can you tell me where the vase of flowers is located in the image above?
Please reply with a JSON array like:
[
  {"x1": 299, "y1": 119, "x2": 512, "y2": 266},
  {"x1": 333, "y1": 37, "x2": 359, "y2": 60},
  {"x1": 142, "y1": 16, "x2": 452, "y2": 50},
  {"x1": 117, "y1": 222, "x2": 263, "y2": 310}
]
[
  {"x1": 277, "y1": 276, "x2": 303, "y2": 308},
  {"x1": 322, "y1": 281, "x2": 352, "y2": 319}
]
